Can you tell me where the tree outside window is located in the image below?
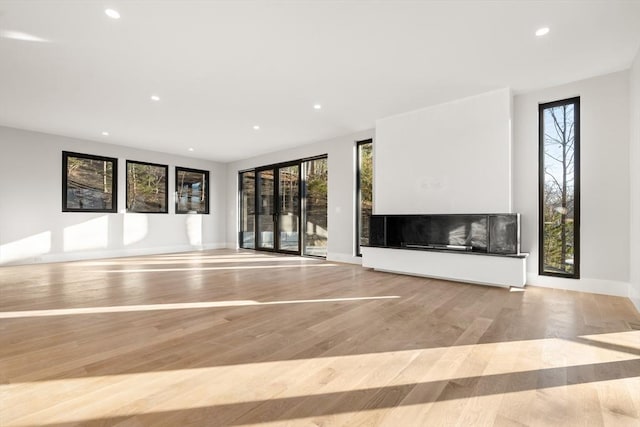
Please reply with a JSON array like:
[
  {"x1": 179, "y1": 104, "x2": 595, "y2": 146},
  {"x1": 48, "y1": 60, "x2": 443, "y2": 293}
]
[
  {"x1": 176, "y1": 167, "x2": 209, "y2": 214},
  {"x1": 62, "y1": 151, "x2": 117, "y2": 213},
  {"x1": 357, "y1": 140, "x2": 373, "y2": 254},
  {"x1": 126, "y1": 160, "x2": 168, "y2": 213},
  {"x1": 539, "y1": 97, "x2": 580, "y2": 278}
]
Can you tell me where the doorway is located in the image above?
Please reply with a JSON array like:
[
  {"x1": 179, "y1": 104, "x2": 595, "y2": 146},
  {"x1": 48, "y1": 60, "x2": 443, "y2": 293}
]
[{"x1": 239, "y1": 156, "x2": 327, "y2": 257}]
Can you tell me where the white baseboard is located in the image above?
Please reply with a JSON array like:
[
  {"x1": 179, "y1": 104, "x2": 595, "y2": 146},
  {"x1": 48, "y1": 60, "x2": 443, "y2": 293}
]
[
  {"x1": 1, "y1": 243, "x2": 227, "y2": 266},
  {"x1": 327, "y1": 252, "x2": 362, "y2": 265},
  {"x1": 526, "y1": 273, "x2": 630, "y2": 298}
]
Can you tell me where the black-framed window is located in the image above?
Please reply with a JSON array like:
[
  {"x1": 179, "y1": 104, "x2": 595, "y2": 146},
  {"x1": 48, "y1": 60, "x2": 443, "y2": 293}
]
[
  {"x1": 356, "y1": 139, "x2": 373, "y2": 256},
  {"x1": 126, "y1": 160, "x2": 168, "y2": 213},
  {"x1": 238, "y1": 154, "x2": 327, "y2": 257},
  {"x1": 239, "y1": 170, "x2": 256, "y2": 249},
  {"x1": 176, "y1": 167, "x2": 209, "y2": 214},
  {"x1": 302, "y1": 157, "x2": 328, "y2": 257},
  {"x1": 539, "y1": 97, "x2": 580, "y2": 278},
  {"x1": 62, "y1": 151, "x2": 117, "y2": 213}
]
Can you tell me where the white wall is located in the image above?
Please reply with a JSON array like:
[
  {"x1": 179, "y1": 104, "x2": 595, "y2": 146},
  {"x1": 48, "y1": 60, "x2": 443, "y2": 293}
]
[
  {"x1": 225, "y1": 129, "x2": 374, "y2": 264},
  {"x1": 0, "y1": 126, "x2": 227, "y2": 265},
  {"x1": 375, "y1": 88, "x2": 513, "y2": 214},
  {"x1": 630, "y1": 50, "x2": 640, "y2": 311},
  {"x1": 513, "y1": 71, "x2": 631, "y2": 297}
]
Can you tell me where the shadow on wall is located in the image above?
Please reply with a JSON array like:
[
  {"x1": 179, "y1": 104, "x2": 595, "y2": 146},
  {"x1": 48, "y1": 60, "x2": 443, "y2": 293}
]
[{"x1": 0, "y1": 213, "x2": 206, "y2": 265}]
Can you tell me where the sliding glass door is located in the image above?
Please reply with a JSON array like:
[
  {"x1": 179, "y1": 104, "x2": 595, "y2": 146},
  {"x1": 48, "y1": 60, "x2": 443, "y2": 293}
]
[
  {"x1": 302, "y1": 157, "x2": 327, "y2": 257},
  {"x1": 239, "y1": 156, "x2": 327, "y2": 257},
  {"x1": 257, "y1": 168, "x2": 276, "y2": 249},
  {"x1": 277, "y1": 165, "x2": 300, "y2": 253},
  {"x1": 239, "y1": 171, "x2": 255, "y2": 248}
]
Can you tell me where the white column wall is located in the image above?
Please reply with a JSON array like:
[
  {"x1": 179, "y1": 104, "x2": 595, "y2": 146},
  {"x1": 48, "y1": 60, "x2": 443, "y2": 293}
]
[
  {"x1": 375, "y1": 88, "x2": 513, "y2": 214},
  {"x1": 630, "y1": 50, "x2": 640, "y2": 311},
  {"x1": 513, "y1": 71, "x2": 631, "y2": 297}
]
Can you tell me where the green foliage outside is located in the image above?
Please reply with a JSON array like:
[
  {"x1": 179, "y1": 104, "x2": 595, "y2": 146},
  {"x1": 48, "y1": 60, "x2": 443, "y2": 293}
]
[
  {"x1": 359, "y1": 143, "x2": 373, "y2": 245},
  {"x1": 67, "y1": 157, "x2": 113, "y2": 209},
  {"x1": 305, "y1": 159, "x2": 328, "y2": 249},
  {"x1": 542, "y1": 104, "x2": 576, "y2": 275},
  {"x1": 127, "y1": 163, "x2": 166, "y2": 212}
]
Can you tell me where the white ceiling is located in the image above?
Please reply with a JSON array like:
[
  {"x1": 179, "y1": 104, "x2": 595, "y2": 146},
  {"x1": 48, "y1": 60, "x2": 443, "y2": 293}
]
[{"x1": 1, "y1": 1, "x2": 639, "y2": 163}]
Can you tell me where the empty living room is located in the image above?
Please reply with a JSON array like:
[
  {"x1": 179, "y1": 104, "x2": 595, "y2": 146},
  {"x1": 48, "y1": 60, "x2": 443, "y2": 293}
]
[{"x1": 1, "y1": 1, "x2": 640, "y2": 426}]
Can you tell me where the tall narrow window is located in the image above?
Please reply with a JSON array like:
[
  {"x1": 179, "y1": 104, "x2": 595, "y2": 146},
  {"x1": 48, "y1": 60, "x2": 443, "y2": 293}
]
[
  {"x1": 356, "y1": 139, "x2": 373, "y2": 255},
  {"x1": 176, "y1": 167, "x2": 209, "y2": 214},
  {"x1": 539, "y1": 97, "x2": 580, "y2": 278}
]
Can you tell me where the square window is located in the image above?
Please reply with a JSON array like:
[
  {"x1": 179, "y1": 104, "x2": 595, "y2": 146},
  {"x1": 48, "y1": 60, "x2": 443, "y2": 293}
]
[
  {"x1": 175, "y1": 167, "x2": 209, "y2": 214},
  {"x1": 62, "y1": 151, "x2": 117, "y2": 212},
  {"x1": 126, "y1": 160, "x2": 168, "y2": 213}
]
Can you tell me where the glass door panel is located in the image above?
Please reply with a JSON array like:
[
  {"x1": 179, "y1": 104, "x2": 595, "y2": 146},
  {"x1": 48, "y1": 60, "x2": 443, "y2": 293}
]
[
  {"x1": 277, "y1": 165, "x2": 300, "y2": 252},
  {"x1": 257, "y1": 169, "x2": 275, "y2": 249},
  {"x1": 239, "y1": 171, "x2": 255, "y2": 248},
  {"x1": 239, "y1": 156, "x2": 327, "y2": 256},
  {"x1": 303, "y1": 158, "x2": 327, "y2": 257}
]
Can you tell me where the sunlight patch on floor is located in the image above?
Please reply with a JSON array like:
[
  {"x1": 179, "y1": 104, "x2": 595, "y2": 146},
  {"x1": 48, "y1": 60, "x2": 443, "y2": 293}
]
[
  {"x1": 578, "y1": 330, "x2": 640, "y2": 350},
  {"x1": 90, "y1": 263, "x2": 338, "y2": 273},
  {"x1": 3, "y1": 334, "x2": 639, "y2": 426},
  {"x1": 74, "y1": 256, "x2": 323, "y2": 267},
  {"x1": 0, "y1": 296, "x2": 401, "y2": 319}
]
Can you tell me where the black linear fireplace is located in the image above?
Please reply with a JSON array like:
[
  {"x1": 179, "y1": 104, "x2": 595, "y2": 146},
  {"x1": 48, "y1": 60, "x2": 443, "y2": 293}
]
[{"x1": 367, "y1": 213, "x2": 521, "y2": 255}]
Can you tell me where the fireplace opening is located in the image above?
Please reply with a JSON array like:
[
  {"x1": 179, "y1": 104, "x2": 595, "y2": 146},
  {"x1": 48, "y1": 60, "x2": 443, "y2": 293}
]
[{"x1": 367, "y1": 214, "x2": 520, "y2": 256}]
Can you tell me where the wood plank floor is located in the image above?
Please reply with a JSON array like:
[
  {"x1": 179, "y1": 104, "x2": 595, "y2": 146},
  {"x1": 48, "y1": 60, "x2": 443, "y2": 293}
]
[{"x1": 1, "y1": 249, "x2": 639, "y2": 427}]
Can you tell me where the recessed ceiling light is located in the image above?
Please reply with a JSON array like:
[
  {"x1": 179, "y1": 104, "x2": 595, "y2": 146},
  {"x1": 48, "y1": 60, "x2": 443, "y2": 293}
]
[
  {"x1": 105, "y1": 9, "x2": 120, "y2": 19},
  {"x1": 253, "y1": 125, "x2": 260, "y2": 130},
  {"x1": 535, "y1": 27, "x2": 550, "y2": 37},
  {"x1": 188, "y1": 147, "x2": 194, "y2": 152},
  {"x1": 313, "y1": 104, "x2": 322, "y2": 110},
  {"x1": 101, "y1": 131, "x2": 109, "y2": 136},
  {"x1": 150, "y1": 95, "x2": 160, "y2": 101}
]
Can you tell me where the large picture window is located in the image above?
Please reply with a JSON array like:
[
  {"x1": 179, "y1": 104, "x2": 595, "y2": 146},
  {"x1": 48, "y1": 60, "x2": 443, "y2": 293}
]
[
  {"x1": 176, "y1": 167, "x2": 209, "y2": 214},
  {"x1": 539, "y1": 97, "x2": 580, "y2": 278},
  {"x1": 62, "y1": 151, "x2": 117, "y2": 213},
  {"x1": 356, "y1": 139, "x2": 373, "y2": 256},
  {"x1": 126, "y1": 160, "x2": 168, "y2": 213}
]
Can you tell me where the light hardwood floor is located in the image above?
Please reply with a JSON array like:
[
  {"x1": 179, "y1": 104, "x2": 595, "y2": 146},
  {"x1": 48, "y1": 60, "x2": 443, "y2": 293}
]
[{"x1": 1, "y1": 249, "x2": 639, "y2": 426}]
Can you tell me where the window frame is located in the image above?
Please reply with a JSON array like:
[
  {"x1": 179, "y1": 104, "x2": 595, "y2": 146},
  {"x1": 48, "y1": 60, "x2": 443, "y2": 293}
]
[
  {"x1": 62, "y1": 151, "x2": 118, "y2": 213},
  {"x1": 238, "y1": 169, "x2": 256, "y2": 249},
  {"x1": 125, "y1": 160, "x2": 169, "y2": 214},
  {"x1": 538, "y1": 96, "x2": 581, "y2": 279},
  {"x1": 355, "y1": 138, "x2": 373, "y2": 257},
  {"x1": 301, "y1": 155, "x2": 328, "y2": 258},
  {"x1": 175, "y1": 166, "x2": 210, "y2": 214},
  {"x1": 237, "y1": 154, "x2": 328, "y2": 257}
]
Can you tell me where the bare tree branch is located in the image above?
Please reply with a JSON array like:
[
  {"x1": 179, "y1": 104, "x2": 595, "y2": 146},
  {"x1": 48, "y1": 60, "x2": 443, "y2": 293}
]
[{"x1": 545, "y1": 169, "x2": 563, "y2": 194}]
